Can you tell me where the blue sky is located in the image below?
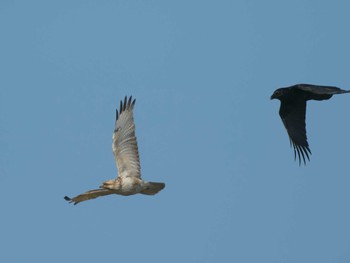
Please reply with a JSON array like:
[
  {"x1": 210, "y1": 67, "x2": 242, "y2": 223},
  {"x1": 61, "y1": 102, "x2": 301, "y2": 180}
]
[{"x1": 1, "y1": 0, "x2": 350, "y2": 262}]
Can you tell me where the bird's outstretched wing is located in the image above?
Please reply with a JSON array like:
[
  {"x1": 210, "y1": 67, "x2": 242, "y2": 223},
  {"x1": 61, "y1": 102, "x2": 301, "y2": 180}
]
[
  {"x1": 279, "y1": 98, "x2": 311, "y2": 165},
  {"x1": 64, "y1": 189, "x2": 116, "y2": 205},
  {"x1": 113, "y1": 96, "x2": 141, "y2": 178},
  {"x1": 296, "y1": 84, "x2": 350, "y2": 97}
]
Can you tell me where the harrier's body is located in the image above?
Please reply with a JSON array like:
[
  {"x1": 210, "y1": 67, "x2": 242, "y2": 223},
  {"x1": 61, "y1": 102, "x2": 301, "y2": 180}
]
[
  {"x1": 65, "y1": 96, "x2": 165, "y2": 205},
  {"x1": 271, "y1": 83, "x2": 350, "y2": 165}
]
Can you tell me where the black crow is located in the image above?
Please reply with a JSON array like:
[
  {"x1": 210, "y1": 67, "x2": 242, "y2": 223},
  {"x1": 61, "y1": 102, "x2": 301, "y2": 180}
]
[{"x1": 271, "y1": 83, "x2": 350, "y2": 165}]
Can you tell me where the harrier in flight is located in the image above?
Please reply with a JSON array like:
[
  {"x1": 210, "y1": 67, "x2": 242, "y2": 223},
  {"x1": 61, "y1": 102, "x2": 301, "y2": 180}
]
[
  {"x1": 65, "y1": 96, "x2": 165, "y2": 205},
  {"x1": 271, "y1": 84, "x2": 350, "y2": 165}
]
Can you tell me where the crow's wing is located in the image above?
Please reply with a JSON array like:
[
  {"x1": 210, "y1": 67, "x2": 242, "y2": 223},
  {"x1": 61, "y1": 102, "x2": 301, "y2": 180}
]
[
  {"x1": 112, "y1": 96, "x2": 141, "y2": 178},
  {"x1": 296, "y1": 84, "x2": 350, "y2": 97},
  {"x1": 279, "y1": 99, "x2": 311, "y2": 165},
  {"x1": 64, "y1": 189, "x2": 116, "y2": 205}
]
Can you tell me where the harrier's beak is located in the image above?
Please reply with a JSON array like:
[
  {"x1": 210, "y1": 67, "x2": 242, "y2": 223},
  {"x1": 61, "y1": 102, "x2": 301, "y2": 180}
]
[
  {"x1": 270, "y1": 94, "x2": 275, "y2": 100},
  {"x1": 100, "y1": 183, "x2": 108, "y2": 188}
]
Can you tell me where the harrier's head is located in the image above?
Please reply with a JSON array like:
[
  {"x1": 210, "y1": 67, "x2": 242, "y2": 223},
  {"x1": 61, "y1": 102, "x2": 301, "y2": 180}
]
[{"x1": 100, "y1": 179, "x2": 120, "y2": 190}]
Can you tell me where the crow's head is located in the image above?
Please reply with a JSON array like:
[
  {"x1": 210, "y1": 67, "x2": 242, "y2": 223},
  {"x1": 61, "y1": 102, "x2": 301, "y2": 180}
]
[{"x1": 270, "y1": 88, "x2": 285, "y2": 100}]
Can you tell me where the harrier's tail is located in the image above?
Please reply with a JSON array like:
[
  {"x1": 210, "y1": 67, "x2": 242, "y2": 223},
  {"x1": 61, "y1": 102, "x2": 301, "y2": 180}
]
[{"x1": 141, "y1": 182, "x2": 165, "y2": 195}]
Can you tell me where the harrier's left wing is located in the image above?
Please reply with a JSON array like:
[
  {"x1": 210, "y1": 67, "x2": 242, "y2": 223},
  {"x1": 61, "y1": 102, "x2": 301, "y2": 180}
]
[{"x1": 64, "y1": 189, "x2": 116, "y2": 205}]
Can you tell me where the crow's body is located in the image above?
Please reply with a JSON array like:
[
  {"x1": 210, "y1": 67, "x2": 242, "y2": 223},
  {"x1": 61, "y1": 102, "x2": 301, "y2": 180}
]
[{"x1": 271, "y1": 84, "x2": 350, "y2": 165}]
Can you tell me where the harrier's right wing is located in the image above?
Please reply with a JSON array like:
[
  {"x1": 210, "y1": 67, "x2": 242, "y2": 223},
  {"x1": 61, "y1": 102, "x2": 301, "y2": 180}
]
[{"x1": 112, "y1": 96, "x2": 141, "y2": 178}]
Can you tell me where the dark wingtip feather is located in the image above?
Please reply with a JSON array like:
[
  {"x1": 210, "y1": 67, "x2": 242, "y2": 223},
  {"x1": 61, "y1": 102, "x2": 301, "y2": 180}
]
[
  {"x1": 127, "y1": 96, "x2": 132, "y2": 109},
  {"x1": 123, "y1": 96, "x2": 127, "y2": 111},
  {"x1": 301, "y1": 145, "x2": 311, "y2": 165},
  {"x1": 116, "y1": 96, "x2": 136, "y2": 120},
  {"x1": 293, "y1": 144, "x2": 302, "y2": 166},
  {"x1": 64, "y1": 196, "x2": 79, "y2": 205},
  {"x1": 291, "y1": 141, "x2": 311, "y2": 166},
  {"x1": 299, "y1": 146, "x2": 306, "y2": 165},
  {"x1": 119, "y1": 100, "x2": 122, "y2": 116}
]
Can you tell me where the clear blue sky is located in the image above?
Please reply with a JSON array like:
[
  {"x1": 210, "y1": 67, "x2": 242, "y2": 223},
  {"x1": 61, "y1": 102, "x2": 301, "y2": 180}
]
[{"x1": 1, "y1": 1, "x2": 350, "y2": 262}]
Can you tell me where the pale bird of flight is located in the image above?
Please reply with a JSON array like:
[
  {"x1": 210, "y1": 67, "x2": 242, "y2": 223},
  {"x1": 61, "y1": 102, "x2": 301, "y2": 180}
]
[
  {"x1": 64, "y1": 96, "x2": 165, "y2": 205},
  {"x1": 271, "y1": 84, "x2": 350, "y2": 165}
]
